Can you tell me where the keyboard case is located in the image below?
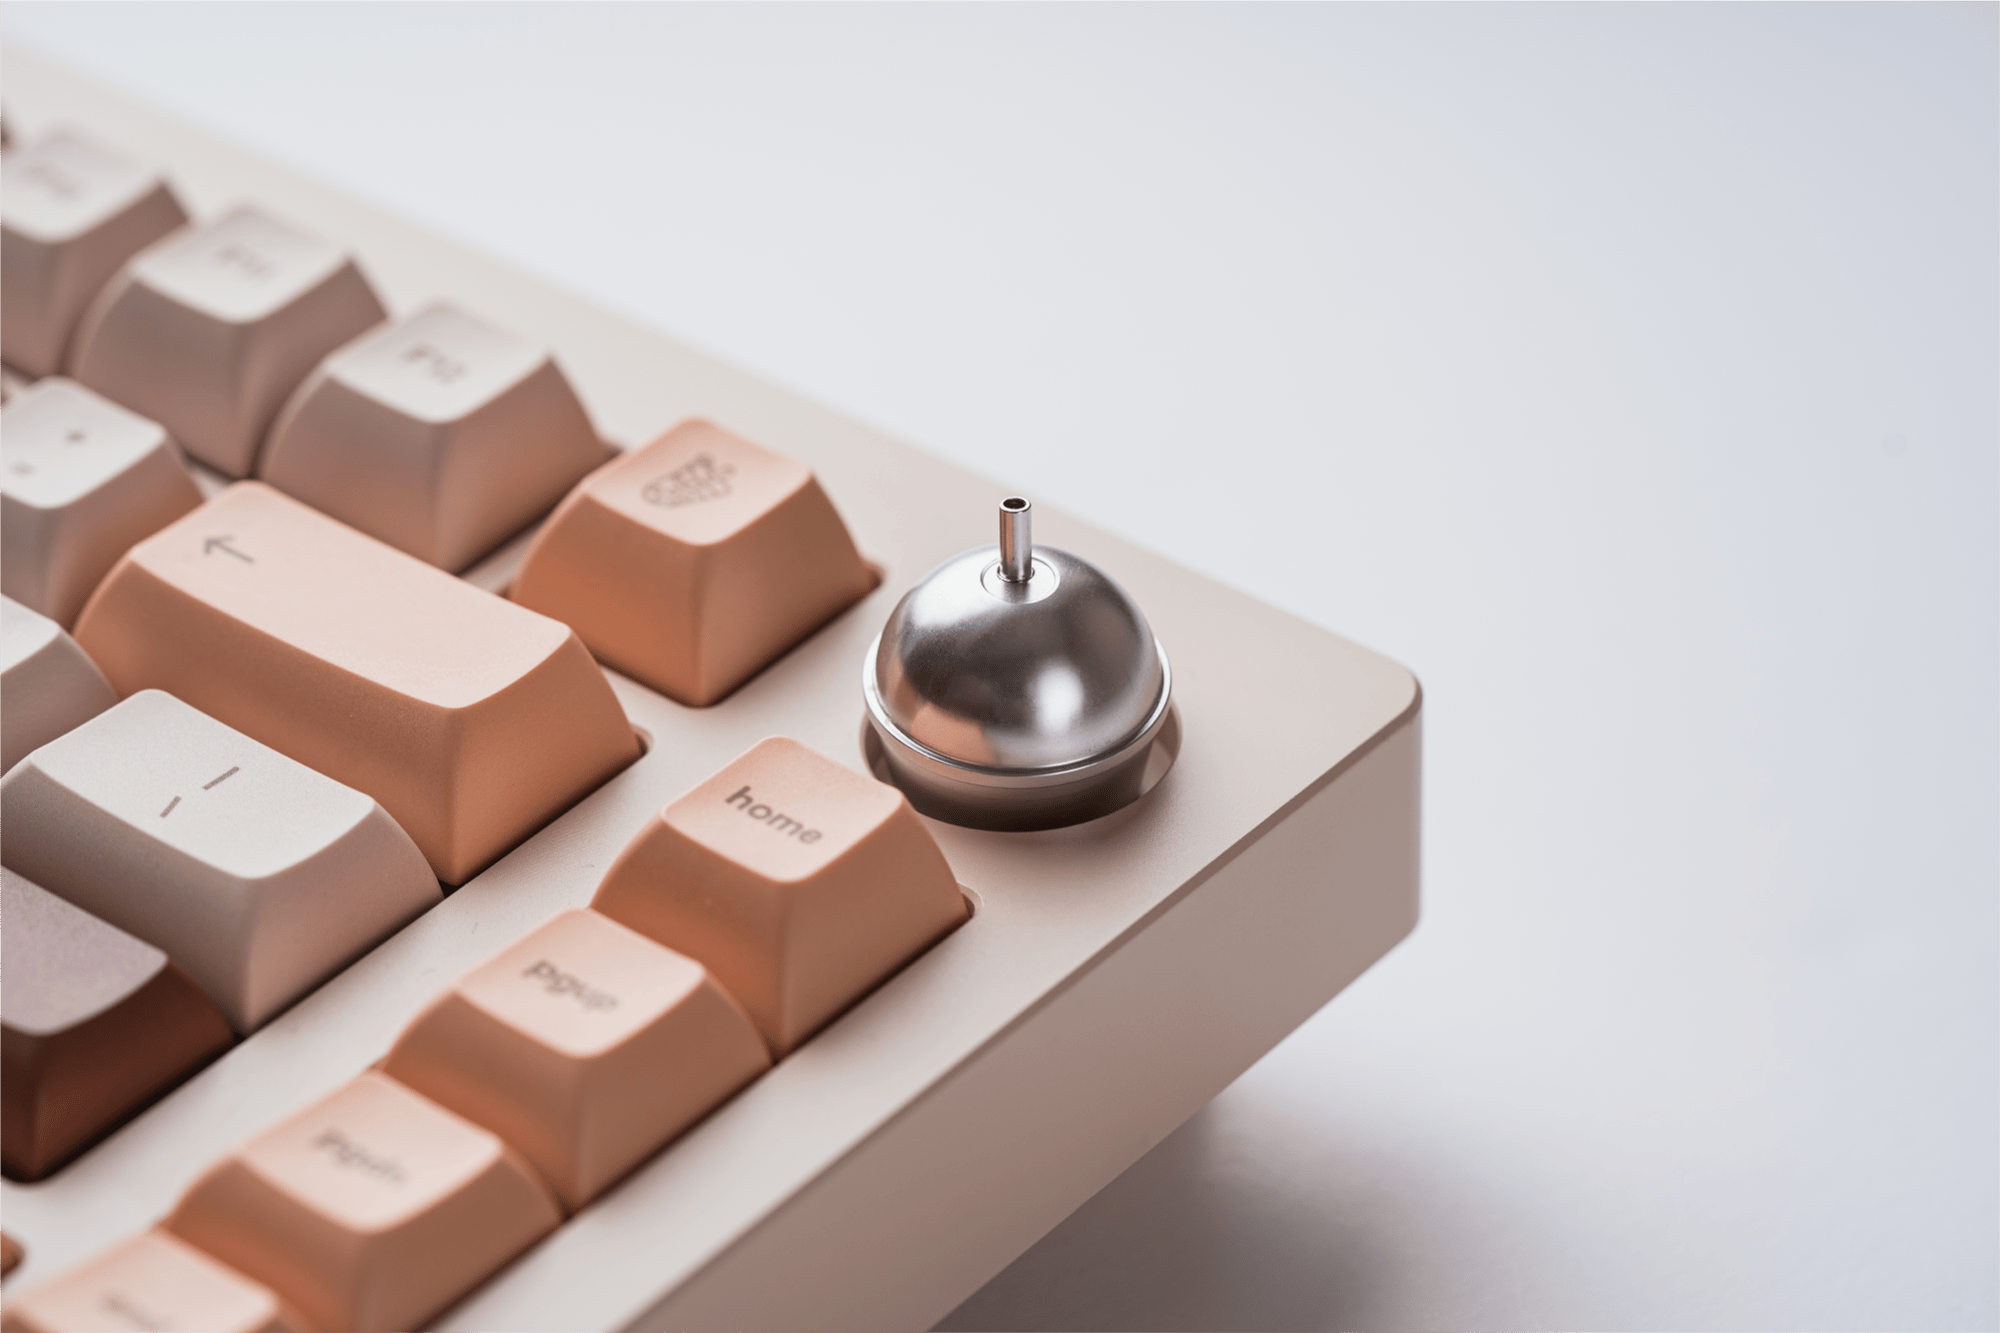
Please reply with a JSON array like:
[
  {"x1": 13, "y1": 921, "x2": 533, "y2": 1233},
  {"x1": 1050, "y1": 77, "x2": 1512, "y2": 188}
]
[{"x1": 0, "y1": 48, "x2": 1421, "y2": 1331}]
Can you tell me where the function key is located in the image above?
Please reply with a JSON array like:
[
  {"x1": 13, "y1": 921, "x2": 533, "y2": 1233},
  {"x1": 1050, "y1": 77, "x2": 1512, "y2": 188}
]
[
  {"x1": 2, "y1": 869, "x2": 232, "y2": 1181},
  {"x1": 381, "y1": 908, "x2": 769, "y2": 1211},
  {"x1": 0, "y1": 1230, "x2": 311, "y2": 1333},
  {"x1": 2, "y1": 378, "x2": 203, "y2": 627},
  {"x1": 70, "y1": 206, "x2": 387, "y2": 477},
  {"x1": 71, "y1": 483, "x2": 640, "y2": 884},
  {"x1": 512, "y1": 419, "x2": 877, "y2": 706},
  {"x1": 0, "y1": 691, "x2": 441, "y2": 1032},
  {"x1": 593, "y1": 737, "x2": 967, "y2": 1055},
  {"x1": 260, "y1": 302, "x2": 609, "y2": 571},
  {"x1": 164, "y1": 1071, "x2": 560, "y2": 1333},
  {"x1": 0, "y1": 130, "x2": 188, "y2": 378},
  {"x1": 1, "y1": 595, "x2": 114, "y2": 772}
]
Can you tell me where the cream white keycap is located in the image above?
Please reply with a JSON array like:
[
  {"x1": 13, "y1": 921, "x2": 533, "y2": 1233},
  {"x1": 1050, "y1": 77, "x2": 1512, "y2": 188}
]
[
  {"x1": 70, "y1": 206, "x2": 387, "y2": 477},
  {"x1": 0, "y1": 595, "x2": 115, "y2": 772},
  {"x1": 3, "y1": 378, "x2": 203, "y2": 627},
  {"x1": 0, "y1": 689, "x2": 440, "y2": 1031},
  {"x1": 0, "y1": 130, "x2": 188, "y2": 377},
  {"x1": 260, "y1": 302, "x2": 608, "y2": 571}
]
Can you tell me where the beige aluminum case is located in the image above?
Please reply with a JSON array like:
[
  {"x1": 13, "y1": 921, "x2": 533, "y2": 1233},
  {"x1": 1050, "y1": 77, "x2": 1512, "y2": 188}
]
[{"x1": 0, "y1": 48, "x2": 1422, "y2": 1331}]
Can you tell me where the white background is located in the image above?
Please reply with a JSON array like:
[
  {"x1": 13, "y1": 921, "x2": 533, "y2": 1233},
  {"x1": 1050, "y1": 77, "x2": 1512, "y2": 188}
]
[{"x1": 5, "y1": 5, "x2": 1992, "y2": 1328}]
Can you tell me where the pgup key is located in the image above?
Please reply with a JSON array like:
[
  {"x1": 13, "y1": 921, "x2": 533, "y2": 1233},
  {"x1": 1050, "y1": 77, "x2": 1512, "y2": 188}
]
[{"x1": 0, "y1": 690, "x2": 440, "y2": 1031}]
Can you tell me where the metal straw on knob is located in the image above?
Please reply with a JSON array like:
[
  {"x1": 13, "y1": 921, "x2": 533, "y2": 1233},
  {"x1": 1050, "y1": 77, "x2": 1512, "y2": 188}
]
[{"x1": 999, "y1": 497, "x2": 1033, "y2": 583}]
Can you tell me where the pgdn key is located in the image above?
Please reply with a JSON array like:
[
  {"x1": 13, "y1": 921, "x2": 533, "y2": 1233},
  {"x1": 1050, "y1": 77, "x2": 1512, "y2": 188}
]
[{"x1": 72, "y1": 482, "x2": 641, "y2": 884}]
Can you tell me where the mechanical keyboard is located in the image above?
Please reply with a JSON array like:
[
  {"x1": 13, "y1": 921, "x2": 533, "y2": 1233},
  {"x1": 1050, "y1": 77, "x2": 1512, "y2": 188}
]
[{"x1": 0, "y1": 47, "x2": 1422, "y2": 1332}]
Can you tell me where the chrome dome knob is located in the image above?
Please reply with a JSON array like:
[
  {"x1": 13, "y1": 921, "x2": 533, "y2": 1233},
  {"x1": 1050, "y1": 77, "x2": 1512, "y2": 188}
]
[{"x1": 863, "y1": 498, "x2": 1174, "y2": 830}]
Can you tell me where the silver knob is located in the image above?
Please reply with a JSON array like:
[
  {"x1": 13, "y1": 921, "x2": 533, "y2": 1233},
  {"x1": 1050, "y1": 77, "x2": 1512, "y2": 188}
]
[{"x1": 862, "y1": 498, "x2": 1174, "y2": 830}]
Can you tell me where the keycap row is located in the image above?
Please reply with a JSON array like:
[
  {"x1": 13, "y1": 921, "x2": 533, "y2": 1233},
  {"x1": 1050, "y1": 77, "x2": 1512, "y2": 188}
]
[
  {"x1": 4, "y1": 736, "x2": 969, "y2": 1332},
  {"x1": 3, "y1": 125, "x2": 878, "y2": 706},
  {"x1": 3, "y1": 129, "x2": 596, "y2": 566}
]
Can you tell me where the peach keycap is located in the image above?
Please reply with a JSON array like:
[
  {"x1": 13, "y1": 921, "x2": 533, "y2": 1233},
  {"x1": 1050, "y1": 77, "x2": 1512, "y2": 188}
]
[
  {"x1": 381, "y1": 908, "x2": 769, "y2": 1211},
  {"x1": 593, "y1": 737, "x2": 966, "y2": 1056},
  {"x1": 512, "y1": 419, "x2": 876, "y2": 706},
  {"x1": 163, "y1": 1071, "x2": 559, "y2": 1333},
  {"x1": 3, "y1": 869, "x2": 233, "y2": 1181},
  {"x1": 0, "y1": 1230, "x2": 313, "y2": 1333},
  {"x1": 70, "y1": 482, "x2": 640, "y2": 884}
]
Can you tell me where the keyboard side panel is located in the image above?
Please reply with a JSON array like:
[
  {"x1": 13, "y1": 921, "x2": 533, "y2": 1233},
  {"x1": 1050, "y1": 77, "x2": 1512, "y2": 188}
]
[{"x1": 440, "y1": 711, "x2": 1421, "y2": 1332}]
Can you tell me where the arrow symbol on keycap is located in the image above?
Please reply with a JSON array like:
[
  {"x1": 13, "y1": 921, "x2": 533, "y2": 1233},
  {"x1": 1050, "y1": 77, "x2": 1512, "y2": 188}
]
[{"x1": 204, "y1": 536, "x2": 254, "y2": 563}]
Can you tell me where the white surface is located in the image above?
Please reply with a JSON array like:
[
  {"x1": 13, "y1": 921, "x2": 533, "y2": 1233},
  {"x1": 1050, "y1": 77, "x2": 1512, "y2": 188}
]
[{"x1": 2, "y1": 5, "x2": 1990, "y2": 1329}]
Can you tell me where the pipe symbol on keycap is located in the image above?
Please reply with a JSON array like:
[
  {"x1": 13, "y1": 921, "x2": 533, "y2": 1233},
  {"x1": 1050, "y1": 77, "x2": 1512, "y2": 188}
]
[
  {"x1": 202, "y1": 535, "x2": 253, "y2": 563},
  {"x1": 160, "y1": 766, "x2": 239, "y2": 817}
]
